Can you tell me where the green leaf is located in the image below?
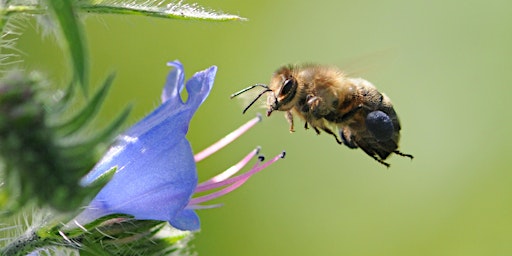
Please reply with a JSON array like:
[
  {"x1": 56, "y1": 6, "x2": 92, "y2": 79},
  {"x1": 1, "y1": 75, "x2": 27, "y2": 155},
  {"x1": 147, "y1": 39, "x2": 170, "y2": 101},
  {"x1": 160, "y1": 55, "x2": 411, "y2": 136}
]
[
  {"x1": 46, "y1": 0, "x2": 88, "y2": 94},
  {"x1": 53, "y1": 73, "x2": 115, "y2": 136},
  {"x1": 63, "y1": 104, "x2": 132, "y2": 156},
  {"x1": 78, "y1": 0, "x2": 247, "y2": 22},
  {"x1": 50, "y1": 79, "x2": 77, "y2": 114}
]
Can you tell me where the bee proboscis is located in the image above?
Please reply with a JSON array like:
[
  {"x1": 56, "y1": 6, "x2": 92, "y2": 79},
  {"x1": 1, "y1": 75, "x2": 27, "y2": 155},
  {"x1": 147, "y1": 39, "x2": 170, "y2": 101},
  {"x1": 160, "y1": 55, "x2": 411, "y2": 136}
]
[{"x1": 230, "y1": 64, "x2": 413, "y2": 167}]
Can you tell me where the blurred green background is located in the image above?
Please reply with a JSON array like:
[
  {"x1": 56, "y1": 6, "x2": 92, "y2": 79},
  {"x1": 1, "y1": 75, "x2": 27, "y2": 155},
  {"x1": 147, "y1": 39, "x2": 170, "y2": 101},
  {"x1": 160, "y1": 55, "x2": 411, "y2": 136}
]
[{"x1": 16, "y1": 0, "x2": 512, "y2": 255}]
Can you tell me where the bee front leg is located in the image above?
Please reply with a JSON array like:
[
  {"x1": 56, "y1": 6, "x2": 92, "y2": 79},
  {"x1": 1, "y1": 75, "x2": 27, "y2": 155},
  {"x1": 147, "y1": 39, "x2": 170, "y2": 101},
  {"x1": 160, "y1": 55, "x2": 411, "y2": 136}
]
[
  {"x1": 285, "y1": 111, "x2": 295, "y2": 132},
  {"x1": 306, "y1": 95, "x2": 325, "y2": 117}
]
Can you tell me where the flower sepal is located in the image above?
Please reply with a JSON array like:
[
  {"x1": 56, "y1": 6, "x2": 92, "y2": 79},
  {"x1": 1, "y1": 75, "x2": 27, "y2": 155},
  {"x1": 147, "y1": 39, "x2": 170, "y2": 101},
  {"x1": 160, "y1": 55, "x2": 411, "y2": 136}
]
[
  {"x1": 78, "y1": 219, "x2": 191, "y2": 256},
  {"x1": 3, "y1": 216, "x2": 190, "y2": 256}
]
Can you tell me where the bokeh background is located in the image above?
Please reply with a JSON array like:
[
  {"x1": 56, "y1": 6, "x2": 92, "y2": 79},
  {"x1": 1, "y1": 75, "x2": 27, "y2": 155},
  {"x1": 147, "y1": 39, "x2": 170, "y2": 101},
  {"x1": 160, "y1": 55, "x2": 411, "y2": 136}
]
[{"x1": 16, "y1": 0, "x2": 512, "y2": 255}]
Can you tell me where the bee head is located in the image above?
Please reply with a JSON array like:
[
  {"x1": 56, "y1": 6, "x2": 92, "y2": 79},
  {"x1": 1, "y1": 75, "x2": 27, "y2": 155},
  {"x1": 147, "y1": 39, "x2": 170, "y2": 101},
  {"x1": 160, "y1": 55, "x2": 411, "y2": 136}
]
[
  {"x1": 230, "y1": 66, "x2": 298, "y2": 116},
  {"x1": 267, "y1": 68, "x2": 298, "y2": 116}
]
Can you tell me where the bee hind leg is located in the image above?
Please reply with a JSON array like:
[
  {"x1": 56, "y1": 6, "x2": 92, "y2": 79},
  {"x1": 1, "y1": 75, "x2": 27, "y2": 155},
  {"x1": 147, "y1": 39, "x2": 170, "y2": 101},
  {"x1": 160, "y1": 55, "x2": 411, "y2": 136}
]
[
  {"x1": 394, "y1": 150, "x2": 414, "y2": 159},
  {"x1": 340, "y1": 128, "x2": 358, "y2": 149},
  {"x1": 358, "y1": 142, "x2": 391, "y2": 167},
  {"x1": 336, "y1": 104, "x2": 363, "y2": 123},
  {"x1": 370, "y1": 155, "x2": 391, "y2": 168}
]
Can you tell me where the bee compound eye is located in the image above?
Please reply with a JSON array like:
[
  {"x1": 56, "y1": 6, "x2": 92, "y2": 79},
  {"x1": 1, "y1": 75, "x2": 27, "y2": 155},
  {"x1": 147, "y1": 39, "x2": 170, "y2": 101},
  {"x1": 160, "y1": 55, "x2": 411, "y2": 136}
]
[
  {"x1": 280, "y1": 79, "x2": 295, "y2": 96},
  {"x1": 366, "y1": 110, "x2": 394, "y2": 141}
]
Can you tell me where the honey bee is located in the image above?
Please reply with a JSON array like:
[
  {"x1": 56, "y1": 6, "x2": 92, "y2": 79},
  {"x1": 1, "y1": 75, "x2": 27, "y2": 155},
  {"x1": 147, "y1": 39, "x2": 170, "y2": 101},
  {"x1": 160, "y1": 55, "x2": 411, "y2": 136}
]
[{"x1": 230, "y1": 64, "x2": 413, "y2": 167}]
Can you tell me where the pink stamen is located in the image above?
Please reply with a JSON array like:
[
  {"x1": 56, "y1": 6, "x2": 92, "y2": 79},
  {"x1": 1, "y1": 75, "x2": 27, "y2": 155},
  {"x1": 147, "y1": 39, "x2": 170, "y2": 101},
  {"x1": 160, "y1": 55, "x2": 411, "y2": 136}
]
[
  {"x1": 189, "y1": 179, "x2": 250, "y2": 206},
  {"x1": 187, "y1": 204, "x2": 224, "y2": 210},
  {"x1": 189, "y1": 151, "x2": 285, "y2": 206},
  {"x1": 194, "y1": 114, "x2": 261, "y2": 162},
  {"x1": 197, "y1": 147, "x2": 260, "y2": 187},
  {"x1": 194, "y1": 161, "x2": 260, "y2": 193}
]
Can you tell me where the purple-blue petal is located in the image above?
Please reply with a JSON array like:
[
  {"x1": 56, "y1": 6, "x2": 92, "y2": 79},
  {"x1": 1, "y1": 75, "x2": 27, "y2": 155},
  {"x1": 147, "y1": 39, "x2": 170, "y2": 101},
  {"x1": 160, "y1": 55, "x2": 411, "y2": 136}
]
[
  {"x1": 183, "y1": 64, "x2": 216, "y2": 110},
  {"x1": 161, "y1": 61, "x2": 185, "y2": 103},
  {"x1": 169, "y1": 209, "x2": 200, "y2": 231},
  {"x1": 77, "y1": 62, "x2": 217, "y2": 230}
]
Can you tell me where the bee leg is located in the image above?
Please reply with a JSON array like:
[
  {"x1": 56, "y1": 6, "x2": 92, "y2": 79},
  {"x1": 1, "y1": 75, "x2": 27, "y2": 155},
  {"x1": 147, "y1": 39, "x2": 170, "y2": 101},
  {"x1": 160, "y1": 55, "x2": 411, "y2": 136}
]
[
  {"x1": 306, "y1": 95, "x2": 329, "y2": 118},
  {"x1": 304, "y1": 122, "x2": 309, "y2": 130},
  {"x1": 285, "y1": 111, "x2": 295, "y2": 132},
  {"x1": 365, "y1": 152, "x2": 391, "y2": 167},
  {"x1": 358, "y1": 142, "x2": 391, "y2": 167},
  {"x1": 340, "y1": 128, "x2": 358, "y2": 149},
  {"x1": 321, "y1": 127, "x2": 342, "y2": 144},
  {"x1": 313, "y1": 126, "x2": 321, "y2": 135},
  {"x1": 394, "y1": 150, "x2": 414, "y2": 159},
  {"x1": 337, "y1": 104, "x2": 363, "y2": 123},
  {"x1": 371, "y1": 155, "x2": 391, "y2": 168}
]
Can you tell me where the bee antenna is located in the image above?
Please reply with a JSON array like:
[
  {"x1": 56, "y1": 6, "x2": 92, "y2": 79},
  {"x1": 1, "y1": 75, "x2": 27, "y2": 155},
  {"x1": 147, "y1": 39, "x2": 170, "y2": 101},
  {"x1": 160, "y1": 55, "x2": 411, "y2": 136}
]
[
  {"x1": 230, "y1": 84, "x2": 269, "y2": 99},
  {"x1": 242, "y1": 88, "x2": 272, "y2": 114}
]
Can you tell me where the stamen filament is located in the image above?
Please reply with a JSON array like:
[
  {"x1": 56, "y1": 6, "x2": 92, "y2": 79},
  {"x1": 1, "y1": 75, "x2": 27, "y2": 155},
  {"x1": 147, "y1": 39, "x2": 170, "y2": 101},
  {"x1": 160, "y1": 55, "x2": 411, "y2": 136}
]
[
  {"x1": 190, "y1": 151, "x2": 285, "y2": 205},
  {"x1": 195, "y1": 161, "x2": 260, "y2": 193},
  {"x1": 194, "y1": 114, "x2": 261, "y2": 162},
  {"x1": 197, "y1": 147, "x2": 260, "y2": 187},
  {"x1": 187, "y1": 204, "x2": 224, "y2": 210},
  {"x1": 189, "y1": 179, "x2": 249, "y2": 205}
]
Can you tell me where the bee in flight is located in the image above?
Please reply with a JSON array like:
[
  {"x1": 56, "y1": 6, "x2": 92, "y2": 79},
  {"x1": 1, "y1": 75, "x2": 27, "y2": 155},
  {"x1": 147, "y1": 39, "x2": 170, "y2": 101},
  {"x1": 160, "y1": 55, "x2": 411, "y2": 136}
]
[{"x1": 230, "y1": 64, "x2": 413, "y2": 167}]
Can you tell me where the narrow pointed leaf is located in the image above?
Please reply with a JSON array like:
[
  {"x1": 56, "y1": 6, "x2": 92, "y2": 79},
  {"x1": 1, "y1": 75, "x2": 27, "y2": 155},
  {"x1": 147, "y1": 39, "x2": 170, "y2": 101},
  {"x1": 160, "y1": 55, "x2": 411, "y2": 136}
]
[
  {"x1": 50, "y1": 80, "x2": 77, "y2": 114},
  {"x1": 46, "y1": 0, "x2": 88, "y2": 93},
  {"x1": 78, "y1": 1, "x2": 247, "y2": 22},
  {"x1": 53, "y1": 73, "x2": 115, "y2": 136},
  {"x1": 64, "y1": 104, "x2": 132, "y2": 155}
]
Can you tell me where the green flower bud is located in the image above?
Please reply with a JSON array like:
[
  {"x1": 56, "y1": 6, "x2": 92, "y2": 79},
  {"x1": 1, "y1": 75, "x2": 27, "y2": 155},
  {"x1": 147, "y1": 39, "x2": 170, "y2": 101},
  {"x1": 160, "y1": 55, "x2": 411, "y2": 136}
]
[{"x1": 0, "y1": 72, "x2": 128, "y2": 213}]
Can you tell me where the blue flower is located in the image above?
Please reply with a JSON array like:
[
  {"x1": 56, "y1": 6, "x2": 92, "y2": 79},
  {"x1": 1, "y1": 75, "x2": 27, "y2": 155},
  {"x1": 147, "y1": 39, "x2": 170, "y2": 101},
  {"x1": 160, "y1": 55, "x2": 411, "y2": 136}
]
[{"x1": 74, "y1": 61, "x2": 284, "y2": 231}]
